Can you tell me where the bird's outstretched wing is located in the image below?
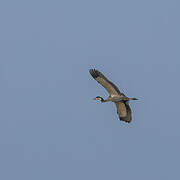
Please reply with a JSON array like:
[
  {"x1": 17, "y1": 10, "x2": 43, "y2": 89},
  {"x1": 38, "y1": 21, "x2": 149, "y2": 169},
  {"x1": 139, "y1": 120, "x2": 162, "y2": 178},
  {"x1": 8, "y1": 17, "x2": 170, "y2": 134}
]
[
  {"x1": 115, "y1": 101, "x2": 132, "y2": 123},
  {"x1": 89, "y1": 69, "x2": 121, "y2": 96}
]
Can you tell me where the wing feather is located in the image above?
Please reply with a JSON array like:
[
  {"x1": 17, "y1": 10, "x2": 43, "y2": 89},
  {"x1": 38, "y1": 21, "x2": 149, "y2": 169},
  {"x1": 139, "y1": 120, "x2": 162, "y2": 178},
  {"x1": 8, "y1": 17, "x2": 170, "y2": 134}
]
[
  {"x1": 115, "y1": 101, "x2": 132, "y2": 123},
  {"x1": 89, "y1": 69, "x2": 121, "y2": 95}
]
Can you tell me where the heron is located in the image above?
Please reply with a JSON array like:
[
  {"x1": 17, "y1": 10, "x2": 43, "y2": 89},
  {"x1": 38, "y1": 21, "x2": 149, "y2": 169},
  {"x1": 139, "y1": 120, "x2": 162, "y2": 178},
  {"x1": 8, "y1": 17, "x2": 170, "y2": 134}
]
[{"x1": 89, "y1": 69, "x2": 138, "y2": 123}]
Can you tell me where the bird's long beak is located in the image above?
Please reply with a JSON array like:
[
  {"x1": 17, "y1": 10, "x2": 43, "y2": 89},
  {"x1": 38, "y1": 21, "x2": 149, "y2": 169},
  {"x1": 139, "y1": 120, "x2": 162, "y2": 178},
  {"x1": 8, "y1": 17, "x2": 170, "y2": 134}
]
[{"x1": 93, "y1": 98, "x2": 96, "y2": 100}]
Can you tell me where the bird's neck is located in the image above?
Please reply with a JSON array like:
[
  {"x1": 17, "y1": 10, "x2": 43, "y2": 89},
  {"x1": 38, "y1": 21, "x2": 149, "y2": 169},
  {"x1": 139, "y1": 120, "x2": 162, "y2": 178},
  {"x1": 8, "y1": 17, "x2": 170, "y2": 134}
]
[
  {"x1": 100, "y1": 97, "x2": 105, "y2": 102},
  {"x1": 101, "y1": 97, "x2": 111, "y2": 103}
]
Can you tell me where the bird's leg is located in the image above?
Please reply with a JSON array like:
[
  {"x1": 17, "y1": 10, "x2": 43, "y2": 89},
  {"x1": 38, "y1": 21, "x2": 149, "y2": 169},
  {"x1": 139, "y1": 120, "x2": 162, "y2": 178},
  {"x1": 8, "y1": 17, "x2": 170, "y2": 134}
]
[{"x1": 129, "y1": 98, "x2": 138, "y2": 100}]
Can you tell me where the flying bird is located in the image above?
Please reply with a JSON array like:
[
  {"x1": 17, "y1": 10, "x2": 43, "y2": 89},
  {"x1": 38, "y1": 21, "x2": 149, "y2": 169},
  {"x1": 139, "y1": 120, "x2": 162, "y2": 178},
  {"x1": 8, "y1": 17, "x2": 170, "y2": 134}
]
[{"x1": 89, "y1": 69, "x2": 138, "y2": 123}]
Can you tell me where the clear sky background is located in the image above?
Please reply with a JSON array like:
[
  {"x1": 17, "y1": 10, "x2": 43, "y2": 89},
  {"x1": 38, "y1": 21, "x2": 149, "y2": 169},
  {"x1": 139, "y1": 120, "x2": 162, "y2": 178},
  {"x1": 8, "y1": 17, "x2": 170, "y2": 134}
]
[{"x1": 0, "y1": 0, "x2": 180, "y2": 179}]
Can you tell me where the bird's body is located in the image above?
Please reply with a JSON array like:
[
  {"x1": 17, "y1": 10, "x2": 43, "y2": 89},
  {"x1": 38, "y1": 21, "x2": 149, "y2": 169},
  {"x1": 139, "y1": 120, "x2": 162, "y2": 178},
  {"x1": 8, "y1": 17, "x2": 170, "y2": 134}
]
[
  {"x1": 89, "y1": 69, "x2": 138, "y2": 123},
  {"x1": 100, "y1": 94, "x2": 136, "y2": 102}
]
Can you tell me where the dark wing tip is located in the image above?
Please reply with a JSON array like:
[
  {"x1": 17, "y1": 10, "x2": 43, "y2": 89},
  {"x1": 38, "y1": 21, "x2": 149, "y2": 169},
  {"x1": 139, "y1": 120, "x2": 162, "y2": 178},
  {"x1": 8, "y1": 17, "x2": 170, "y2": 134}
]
[
  {"x1": 120, "y1": 117, "x2": 131, "y2": 123},
  {"x1": 89, "y1": 69, "x2": 100, "y2": 79}
]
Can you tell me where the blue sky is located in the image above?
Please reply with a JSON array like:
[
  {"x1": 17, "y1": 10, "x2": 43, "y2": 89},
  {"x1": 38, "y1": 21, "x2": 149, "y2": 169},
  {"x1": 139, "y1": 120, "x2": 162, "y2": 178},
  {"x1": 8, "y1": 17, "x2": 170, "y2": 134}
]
[{"x1": 0, "y1": 0, "x2": 180, "y2": 179}]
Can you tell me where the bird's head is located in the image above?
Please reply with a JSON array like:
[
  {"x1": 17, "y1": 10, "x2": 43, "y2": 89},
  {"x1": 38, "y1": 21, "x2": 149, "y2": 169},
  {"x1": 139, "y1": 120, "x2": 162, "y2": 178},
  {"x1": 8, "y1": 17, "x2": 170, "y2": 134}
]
[{"x1": 93, "y1": 96, "x2": 104, "y2": 102}]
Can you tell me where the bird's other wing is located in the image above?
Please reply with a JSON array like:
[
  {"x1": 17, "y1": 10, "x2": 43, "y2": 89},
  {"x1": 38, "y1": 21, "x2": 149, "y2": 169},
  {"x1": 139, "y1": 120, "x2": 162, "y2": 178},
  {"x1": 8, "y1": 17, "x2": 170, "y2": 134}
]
[
  {"x1": 115, "y1": 101, "x2": 132, "y2": 123},
  {"x1": 89, "y1": 69, "x2": 121, "y2": 96}
]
